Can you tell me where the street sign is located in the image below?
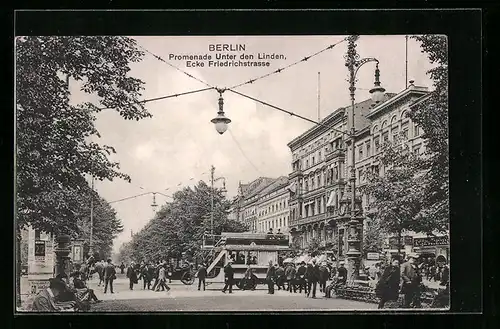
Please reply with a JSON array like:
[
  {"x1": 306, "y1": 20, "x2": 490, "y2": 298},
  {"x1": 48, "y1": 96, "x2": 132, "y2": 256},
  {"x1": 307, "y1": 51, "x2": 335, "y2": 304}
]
[{"x1": 366, "y1": 252, "x2": 380, "y2": 260}]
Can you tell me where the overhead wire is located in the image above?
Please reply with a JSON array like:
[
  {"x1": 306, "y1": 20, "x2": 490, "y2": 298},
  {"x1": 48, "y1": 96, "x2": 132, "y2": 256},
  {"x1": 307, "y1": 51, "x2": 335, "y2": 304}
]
[
  {"x1": 227, "y1": 88, "x2": 351, "y2": 137},
  {"x1": 137, "y1": 43, "x2": 215, "y2": 89},
  {"x1": 97, "y1": 87, "x2": 214, "y2": 111},
  {"x1": 227, "y1": 128, "x2": 265, "y2": 176},
  {"x1": 228, "y1": 37, "x2": 348, "y2": 90}
]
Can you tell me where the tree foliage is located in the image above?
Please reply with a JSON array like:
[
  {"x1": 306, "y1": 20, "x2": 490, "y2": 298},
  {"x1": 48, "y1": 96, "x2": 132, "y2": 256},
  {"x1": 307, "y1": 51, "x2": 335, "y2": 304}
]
[
  {"x1": 125, "y1": 181, "x2": 248, "y2": 263},
  {"x1": 360, "y1": 35, "x2": 449, "y2": 240},
  {"x1": 409, "y1": 35, "x2": 449, "y2": 232},
  {"x1": 307, "y1": 237, "x2": 321, "y2": 256},
  {"x1": 363, "y1": 216, "x2": 386, "y2": 254},
  {"x1": 16, "y1": 36, "x2": 150, "y2": 235}
]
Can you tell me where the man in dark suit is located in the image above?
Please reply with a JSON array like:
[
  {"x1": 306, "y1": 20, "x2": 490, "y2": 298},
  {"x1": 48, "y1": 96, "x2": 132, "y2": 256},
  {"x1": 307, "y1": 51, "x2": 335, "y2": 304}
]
[
  {"x1": 222, "y1": 260, "x2": 234, "y2": 293},
  {"x1": 103, "y1": 259, "x2": 116, "y2": 294},
  {"x1": 305, "y1": 260, "x2": 320, "y2": 298},
  {"x1": 197, "y1": 263, "x2": 207, "y2": 291},
  {"x1": 400, "y1": 253, "x2": 422, "y2": 308},
  {"x1": 266, "y1": 260, "x2": 276, "y2": 294}
]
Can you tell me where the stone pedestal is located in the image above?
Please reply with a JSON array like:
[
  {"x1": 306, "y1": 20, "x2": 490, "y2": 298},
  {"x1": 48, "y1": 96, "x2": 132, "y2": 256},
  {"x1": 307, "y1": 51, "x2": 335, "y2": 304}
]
[{"x1": 54, "y1": 235, "x2": 71, "y2": 278}]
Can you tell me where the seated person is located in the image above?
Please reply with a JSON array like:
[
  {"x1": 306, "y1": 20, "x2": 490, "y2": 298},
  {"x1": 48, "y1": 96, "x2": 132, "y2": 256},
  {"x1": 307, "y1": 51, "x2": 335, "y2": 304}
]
[
  {"x1": 69, "y1": 271, "x2": 101, "y2": 303},
  {"x1": 242, "y1": 266, "x2": 258, "y2": 290},
  {"x1": 29, "y1": 278, "x2": 76, "y2": 312}
]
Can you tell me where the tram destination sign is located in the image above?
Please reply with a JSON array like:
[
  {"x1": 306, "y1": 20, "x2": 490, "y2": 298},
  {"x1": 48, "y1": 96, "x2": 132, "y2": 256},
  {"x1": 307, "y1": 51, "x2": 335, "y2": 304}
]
[{"x1": 413, "y1": 236, "x2": 449, "y2": 248}]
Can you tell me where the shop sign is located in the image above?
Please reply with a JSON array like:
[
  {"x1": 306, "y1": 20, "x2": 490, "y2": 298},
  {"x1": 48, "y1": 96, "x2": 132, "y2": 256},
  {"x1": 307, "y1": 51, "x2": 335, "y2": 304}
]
[
  {"x1": 29, "y1": 279, "x2": 50, "y2": 295},
  {"x1": 413, "y1": 236, "x2": 449, "y2": 248},
  {"x1": 366, "y1": 252, "x2": 380, "y2": 260}
]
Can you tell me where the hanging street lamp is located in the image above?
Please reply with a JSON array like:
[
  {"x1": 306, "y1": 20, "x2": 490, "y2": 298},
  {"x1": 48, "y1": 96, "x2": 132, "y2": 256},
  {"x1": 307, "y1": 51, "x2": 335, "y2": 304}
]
[{"x1": 211, "y1": 88, "x2": 231, "y2": 135}]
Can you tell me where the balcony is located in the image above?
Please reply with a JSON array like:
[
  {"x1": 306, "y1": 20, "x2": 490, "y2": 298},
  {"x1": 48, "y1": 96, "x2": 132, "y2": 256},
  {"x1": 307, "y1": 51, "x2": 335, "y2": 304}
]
[
  {"x1": 288, "y1": 168, "x2": 303, "y2": 179},
  {"x1": 326, "y1": 149, "x2": 345, "y2": 162},
  {"x1": 294, "y1": 213, "x2": 326, "y2": 226}
]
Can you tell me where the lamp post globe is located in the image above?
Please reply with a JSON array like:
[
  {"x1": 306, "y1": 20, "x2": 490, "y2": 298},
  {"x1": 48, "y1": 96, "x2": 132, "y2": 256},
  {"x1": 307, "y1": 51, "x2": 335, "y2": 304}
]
[
  {"x1": 369, "y1": 63, "x2": 386, "y2": 104},
  {"x1": 211, "y1": 114, "x2": 231, "y2": 134}
]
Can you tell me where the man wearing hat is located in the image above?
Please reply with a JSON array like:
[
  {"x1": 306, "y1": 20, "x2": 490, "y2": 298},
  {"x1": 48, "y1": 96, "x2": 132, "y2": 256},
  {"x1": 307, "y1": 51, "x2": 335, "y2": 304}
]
[
  {"x1": 296, "y1": 261, "x2": 307, "y2": 294},
  {"x1": 196, "y1": 263, "x2": 207, "y2": 291},
  {"x1": 337, "y1": 261, "x2": 347, "y2": 285},
  {"x1": 222, "y1": 259, "x2": 234, "y2": 293},
  {"x1": 400, "y1": 253, "x2": 422, "y2": 308}
]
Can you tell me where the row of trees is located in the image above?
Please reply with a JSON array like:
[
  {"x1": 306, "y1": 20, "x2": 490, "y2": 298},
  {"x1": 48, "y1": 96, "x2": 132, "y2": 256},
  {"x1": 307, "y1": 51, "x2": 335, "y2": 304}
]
[
  {"x1": 116, "y1": 181, "x2": 248, "y2": 265},
  {"x1": 16, "y1": 36, "x2": 149, "y2": 305},
  {"x1": 360, "y1": 35, "x2": 449, "y2": 254}
]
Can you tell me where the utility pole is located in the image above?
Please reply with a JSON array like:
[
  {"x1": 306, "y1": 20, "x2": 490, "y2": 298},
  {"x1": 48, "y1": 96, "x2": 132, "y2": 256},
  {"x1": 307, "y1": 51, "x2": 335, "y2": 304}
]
[
  {"x1": 89, "y1": 176, "x2": 94, "y2": 257},
  {"x1": 210, "y1": 165, "x2": 215, "y2": 238},
  {"x1": 405, "y1": 35, "x2": 409, "y2": 89}
]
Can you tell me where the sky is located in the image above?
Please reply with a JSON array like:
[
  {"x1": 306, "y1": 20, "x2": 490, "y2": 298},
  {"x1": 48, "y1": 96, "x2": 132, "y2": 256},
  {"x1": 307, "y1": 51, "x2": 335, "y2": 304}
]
[{"x1": 68, "y1": 35, "x2": 436, "y2": 253}]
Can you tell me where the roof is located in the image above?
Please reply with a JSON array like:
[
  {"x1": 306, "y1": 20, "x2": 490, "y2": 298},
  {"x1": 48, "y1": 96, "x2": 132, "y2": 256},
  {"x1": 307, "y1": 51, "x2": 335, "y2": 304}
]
[
  {"x1": 257, "y1": 176, "x2": 289, "y2": 197},
  {"x1": 287, "y1": 93, "x2": 396, "y2": 149}
]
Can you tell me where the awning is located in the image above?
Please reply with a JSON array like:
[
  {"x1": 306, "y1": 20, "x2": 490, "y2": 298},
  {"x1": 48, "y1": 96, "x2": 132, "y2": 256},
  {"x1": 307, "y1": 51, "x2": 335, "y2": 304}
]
[
  {"x1": 283, "y1": 258, "x2": 294, "y2": 264},
  {"x1": 326, "y1": 191, "x2": 336, "y2": 207},
  {"x1": 294, "y1": 255, "x2": 312, "y2": 264}
]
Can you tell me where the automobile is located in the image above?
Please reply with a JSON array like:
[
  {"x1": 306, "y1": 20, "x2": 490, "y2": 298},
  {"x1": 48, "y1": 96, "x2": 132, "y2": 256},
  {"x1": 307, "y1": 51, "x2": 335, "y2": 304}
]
[{"x1": 166, "y1": 264, "x2": 196, "y2": 285}]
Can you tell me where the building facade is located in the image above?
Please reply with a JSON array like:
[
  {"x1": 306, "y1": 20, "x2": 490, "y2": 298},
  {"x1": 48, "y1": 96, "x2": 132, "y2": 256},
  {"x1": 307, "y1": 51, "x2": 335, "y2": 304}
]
[
  {"x1": 255, "y1": 176, "x2": 290, "y2": 233},
  {"x1": 287, "y1": 82, "x2": 430, "y2": 258},
  {"x1": 230, "y1": 177, "x2": 279, "y2": 232}
]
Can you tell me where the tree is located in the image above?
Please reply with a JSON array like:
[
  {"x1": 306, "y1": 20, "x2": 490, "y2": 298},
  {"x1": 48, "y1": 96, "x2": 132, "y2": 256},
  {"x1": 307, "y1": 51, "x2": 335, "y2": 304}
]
[
  {"x1": 409, "y1": 35, "x2": 449, "y2": 233},
  {"x1": 15, "y1": 36, "x2": 149, "y2": 306},
  {"x1": 361, "y1": 138, "x2": 425, "y2": 255},
  {"x1": 363, "y1": 216, "x2": 386, "y2": 254},
  {"x1": 128, "y1": 181, "x2": 248, "y2": 264}
]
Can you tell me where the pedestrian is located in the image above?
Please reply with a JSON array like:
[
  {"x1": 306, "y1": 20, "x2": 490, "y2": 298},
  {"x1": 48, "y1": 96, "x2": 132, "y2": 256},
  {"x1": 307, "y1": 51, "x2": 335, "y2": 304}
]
[
  {"x1": 336, "y1": 262, "x2": 347, "y2": 284},
  {"x1": 401, "y1": 253, "x2": 423, "y2": 308},
  {"x1": 103, "y1": 258, "x2": 116, "y2": 294},
  {"x1": 243, "y1": 265, "x2": 257, "y2": 290},
  {"x1": 305, "y1": 260, "x2": 319, "y2": 298},
  {"x1": 126, "y1": 261, "x2": 138, "y2": 290},
  {"x1": 155, "y1": 263, "x2": 171, "y2": 292},
  {"x1": 296, "y1": 261, "x2": 307, "y2": 294},
  {"x1": 375, "y1": 258, "x2": 401, "y2": 309},
  {"x1": 266, "y1": 260, "x2": 275, "y2": 294},
  {"x1": 318, "y1": 262, "x2": 329, "y2": 293},
  {"x1": 120, "y1": 262, "x2": 125, "y2": 274},
  {"x1": 222, "y1": 260, "x2": 234, "y2": 293},
  {"x1": 196, "y1": 263, "x2": 207, "y2": 291},
  {"x1": 139, "y1": 263, "x2": 152, "y2": 290},
  {"x1": 275, "y1": 264, "x2": 285, "y2": 290},
  {"x1": 285, "y1": 263, "x2": 296, "y2": 293}
]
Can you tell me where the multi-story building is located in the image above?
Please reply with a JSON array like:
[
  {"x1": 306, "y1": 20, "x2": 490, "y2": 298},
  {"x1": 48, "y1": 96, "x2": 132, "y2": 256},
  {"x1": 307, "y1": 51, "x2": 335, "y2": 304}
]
[
  {"x1": 255, "y1": 176, "x2": 290, "y2": 233},
  {"x1": 287, "y1": 82, "x2": 430, "y2": 258},
  {"x1": 230, "y1": 177, "x2": 278, "y2": 232}
]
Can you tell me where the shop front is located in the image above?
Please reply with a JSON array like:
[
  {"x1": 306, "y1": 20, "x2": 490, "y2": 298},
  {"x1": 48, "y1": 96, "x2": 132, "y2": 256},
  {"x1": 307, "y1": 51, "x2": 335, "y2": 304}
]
[{"x1": 412, "y1": 235, "x2": 449, "y2": 265}]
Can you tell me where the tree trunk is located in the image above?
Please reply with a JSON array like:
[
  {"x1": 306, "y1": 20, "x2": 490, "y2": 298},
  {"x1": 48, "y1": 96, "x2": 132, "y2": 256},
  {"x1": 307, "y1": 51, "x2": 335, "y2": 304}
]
[
  {"x1": 16, "y1": 227, "x2": 22, "y2": 308},
  {"x1": 397, "y1": 229, "x2": 402, "y2": 259}
]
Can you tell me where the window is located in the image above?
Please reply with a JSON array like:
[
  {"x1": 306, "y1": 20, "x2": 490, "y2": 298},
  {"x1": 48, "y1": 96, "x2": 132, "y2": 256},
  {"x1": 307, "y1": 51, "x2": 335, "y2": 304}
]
[
  {"x1": 414, "y1": 124, "x2": 421, "y2": 137},
  {"x1": 306, "y1": 160, "x2": 309, "y2": 168},
  {"x1": 319, "y1": 151, "x2": 322, "y2": 161},
  {"x1": 373, "y1": 165, "x2": 379, "y2": 176},
  {"x1": 382, "y1": 131, "x2": 389, "y2": 143},
  {"x1": 392, "y1": 128, "x2": 399, "y2": 142},
  {"x1": 359, "y1": 168, "x2": 364, "y2": 182},
  {"x1": 402, "y1": 124, "x2": 409, "y2": 139},
  {"x1": 312, "y1": 156, "x2": 315, "y2": 166},
  {"x1": 358, "y1": 146, "x2": 363, "y2": 160},
  {"x1": 366, "y1": 141, "x2": 371, "y2": 157},
  {"x1": 374, "y1": 137, "x2": 380, "y2": 153},
  {"x1": 35, "y1": 230, "x2": 41, "y2": 240}
]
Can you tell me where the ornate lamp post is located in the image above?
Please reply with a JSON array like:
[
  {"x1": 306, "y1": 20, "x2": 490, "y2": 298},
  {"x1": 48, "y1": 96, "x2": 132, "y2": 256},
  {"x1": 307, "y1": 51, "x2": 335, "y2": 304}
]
[
  {"x1": 344, "y1": 35, "x2": 385, "y2": 280},
  {"x1": 54, "y1": 235, "x2": 72, "y2": 278}
]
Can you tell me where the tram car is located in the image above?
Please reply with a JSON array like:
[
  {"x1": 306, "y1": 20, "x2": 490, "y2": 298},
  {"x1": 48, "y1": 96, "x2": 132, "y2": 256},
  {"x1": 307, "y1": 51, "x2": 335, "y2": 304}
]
[{"x1": 201, "y1": 232, "x2": 290, "y2": 289}]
